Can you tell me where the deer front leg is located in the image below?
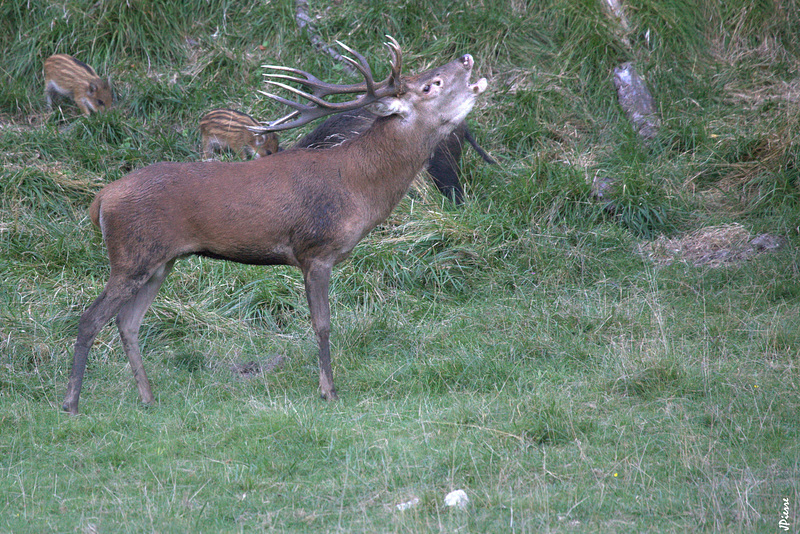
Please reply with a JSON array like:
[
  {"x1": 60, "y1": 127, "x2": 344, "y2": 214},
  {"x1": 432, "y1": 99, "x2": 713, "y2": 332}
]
[{"x1": 302, "y1": 260, "x2": 338, "y2": 401}]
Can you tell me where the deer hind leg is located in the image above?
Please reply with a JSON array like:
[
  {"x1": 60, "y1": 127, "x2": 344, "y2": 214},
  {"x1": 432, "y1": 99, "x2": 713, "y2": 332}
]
[
  {"x1": 115, "y1": 260, "x2": 175, "y2": 406},
  {"x1": 302, "y1": 260, "x2": 338, "y2": 401},
  {"x1": 63, "y1": 273, "x2": 149, "y2": 414}
]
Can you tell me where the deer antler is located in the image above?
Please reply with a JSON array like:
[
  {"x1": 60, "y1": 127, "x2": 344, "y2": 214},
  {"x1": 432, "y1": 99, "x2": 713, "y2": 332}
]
[{"x1": 256, "y1": 36, "x2": 403, "y2": 132}]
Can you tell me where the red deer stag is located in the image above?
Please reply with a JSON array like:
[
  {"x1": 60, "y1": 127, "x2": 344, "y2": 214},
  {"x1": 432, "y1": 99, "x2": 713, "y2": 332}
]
[{"x1": 63, "y1": 37, "x2": 488, "y2": 414}]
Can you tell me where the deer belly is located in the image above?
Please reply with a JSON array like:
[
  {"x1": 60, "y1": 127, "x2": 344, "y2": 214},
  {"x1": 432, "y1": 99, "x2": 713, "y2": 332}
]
[{"x1": 196, "y1": 243, "x2": 298, "y2": 266}]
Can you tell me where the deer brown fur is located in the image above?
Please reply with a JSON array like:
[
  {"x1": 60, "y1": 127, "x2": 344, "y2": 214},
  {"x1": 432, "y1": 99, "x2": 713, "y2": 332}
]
[
  {"x1": 292, "y1": 108, "x2": 495, "y2": 203},
  {"x1": 63, "y1": 38, "x2": 487, "y2": 414}
]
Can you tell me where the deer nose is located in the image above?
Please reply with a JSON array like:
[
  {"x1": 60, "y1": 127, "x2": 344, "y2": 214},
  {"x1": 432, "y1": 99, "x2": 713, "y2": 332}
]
[{"x1": 460, "y1": 54, "x2": 474, "y2": 70}]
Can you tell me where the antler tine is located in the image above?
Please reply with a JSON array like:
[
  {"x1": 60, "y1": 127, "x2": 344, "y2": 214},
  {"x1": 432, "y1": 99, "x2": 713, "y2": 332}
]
[
  {"x1": 384, "y1": 35, "x2": 402, "y2": 85},
  {"x1": 334, "y1": 40, "x2": 376, "y2": 94},
  {"x1": 252, "y1": 90, "x2": 314, "y2": 132},
  {"x1": 255, "y1": 86, "x2": 364, "y2": 132},
  {"x1": 264, "y1": 79, "x2": 345, "y2": 108},
  {"x1": 257, "y1": 90, "x2": 315, "y2": 115},
  {"x1": 257, "y1": 37, "x2": 404, "y2": 132},
  {"x1": 262, "y1": 65, "x2": 368, "y2": 97},
  {"x1": 254, "y1": 104, "x2": 300, "y2": 129},
  {"x1": 333, "y1": 37, "x2": 403, "y2": 100}
]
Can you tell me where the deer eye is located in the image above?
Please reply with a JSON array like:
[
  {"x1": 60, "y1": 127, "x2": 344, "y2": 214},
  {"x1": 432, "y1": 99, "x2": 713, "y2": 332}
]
[{"x1": 422, "y1": 79, "x2": 442, "y2": 94}]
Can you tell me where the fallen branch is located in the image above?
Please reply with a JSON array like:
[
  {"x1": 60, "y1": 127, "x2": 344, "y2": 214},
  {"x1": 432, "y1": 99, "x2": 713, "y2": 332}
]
[
  {"x1": 601, "y1": 0, "x2": 631, "y2": 47},
  {"x1": 612, "y1": 62, "x2": 660, "y2": 140},
  {"x1": 295, "y1": 0, "x2": 358, "y2": 77}
]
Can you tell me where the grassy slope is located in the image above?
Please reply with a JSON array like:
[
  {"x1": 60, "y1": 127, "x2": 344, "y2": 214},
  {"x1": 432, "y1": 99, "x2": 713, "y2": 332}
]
[{"x1": 1, "y1": 0, "x2": 798, "y2": 532}]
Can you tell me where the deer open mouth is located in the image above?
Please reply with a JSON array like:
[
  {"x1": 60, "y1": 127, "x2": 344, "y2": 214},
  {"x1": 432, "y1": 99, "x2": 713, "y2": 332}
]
[
  {"x1": 471, "y1": 77, "x2": 488, "y2": 94},
  {"x1": 461, "y1": 54, "x2": 488, "y2": 95}
]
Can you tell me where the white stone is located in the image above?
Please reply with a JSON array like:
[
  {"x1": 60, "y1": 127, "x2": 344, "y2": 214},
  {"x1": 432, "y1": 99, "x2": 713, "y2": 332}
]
[{"x1": 444, "y1": 489, "x2": 469, "y2": 509}]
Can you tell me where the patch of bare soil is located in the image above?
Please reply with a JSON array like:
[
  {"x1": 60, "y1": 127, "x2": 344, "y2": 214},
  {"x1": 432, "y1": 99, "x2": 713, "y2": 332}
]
[{"x1": 640, "y1": 223, "x2": 785, "y2": 267}]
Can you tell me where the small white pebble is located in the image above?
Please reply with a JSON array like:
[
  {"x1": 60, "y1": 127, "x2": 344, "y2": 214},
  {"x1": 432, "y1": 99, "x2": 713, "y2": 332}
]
[
  {"x1": 396, "y1": 497, "x2": 419, "y2": 511},
  {"x1": 444, "y1": 489, "x2": 469, "y2": 509}
]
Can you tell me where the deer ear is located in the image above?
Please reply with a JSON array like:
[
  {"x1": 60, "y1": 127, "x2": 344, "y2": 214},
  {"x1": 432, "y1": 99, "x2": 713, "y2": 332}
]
[{"x1": 367, "y1": 97, "x2": 411, "y2": 118}]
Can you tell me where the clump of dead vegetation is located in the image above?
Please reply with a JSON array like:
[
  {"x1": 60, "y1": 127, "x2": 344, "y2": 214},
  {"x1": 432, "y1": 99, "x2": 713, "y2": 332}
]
[{"x1": 640, "y1": 223, "x2": 785, "y2": 266}]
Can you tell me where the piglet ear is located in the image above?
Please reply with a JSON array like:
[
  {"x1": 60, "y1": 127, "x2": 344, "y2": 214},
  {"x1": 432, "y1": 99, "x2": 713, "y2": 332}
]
[{"x1": 367, "y1": 97, "x2": 411, "y2": 118}]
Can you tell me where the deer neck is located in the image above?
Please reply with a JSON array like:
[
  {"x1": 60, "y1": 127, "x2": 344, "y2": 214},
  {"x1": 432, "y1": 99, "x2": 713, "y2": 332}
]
[{"x1": 345, "y1": 115, "x2": 437, "y2": 222}]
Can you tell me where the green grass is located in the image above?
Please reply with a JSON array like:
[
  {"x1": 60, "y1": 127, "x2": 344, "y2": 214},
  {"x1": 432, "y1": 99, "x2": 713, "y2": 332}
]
[{"x1": 1, "y1": 0, "x2": 799, "y2": 531}]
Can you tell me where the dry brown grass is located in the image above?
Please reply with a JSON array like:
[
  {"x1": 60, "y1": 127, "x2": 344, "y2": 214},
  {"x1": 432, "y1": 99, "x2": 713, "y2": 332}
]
[{"x1": 640, "y1": 223, "x2": 785, "y2": 266}]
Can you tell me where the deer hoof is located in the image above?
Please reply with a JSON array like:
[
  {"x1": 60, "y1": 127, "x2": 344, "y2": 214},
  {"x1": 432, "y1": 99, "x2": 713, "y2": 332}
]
[
  {"x1": 62, "y1": 401, "x2": 79, "y2": 415},
  {"x1": 320, "y1": 389, "x2": 339, "y2": 401}
]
